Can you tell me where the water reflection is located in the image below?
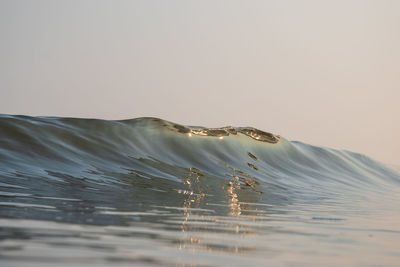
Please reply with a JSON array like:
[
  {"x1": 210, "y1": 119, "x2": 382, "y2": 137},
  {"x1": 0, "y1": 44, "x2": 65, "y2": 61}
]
[
  {"x1": 0, "y1": 155, "x2": 293, "y2": 261},
  {"x1": 173, "y1": 166, "x2": 272, "y2": 255},
  {"x1": 179, "y1": 167, "x2": 213, "y2": 252},
  {"x1": 1, "y1": 159, "x2": 399, "y2": 266},
  {"x1": 226, "y1": 181, "x2": 241, "y2": 216}
]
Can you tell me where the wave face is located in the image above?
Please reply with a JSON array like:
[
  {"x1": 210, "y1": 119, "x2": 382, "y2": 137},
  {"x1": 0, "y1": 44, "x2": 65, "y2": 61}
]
[{"x1": 0, "y1": 115, "x2": 400, "y2": 266}]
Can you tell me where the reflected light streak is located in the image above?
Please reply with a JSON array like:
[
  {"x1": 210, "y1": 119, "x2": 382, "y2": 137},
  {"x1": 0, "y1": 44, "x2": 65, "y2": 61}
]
[{"x1": 227, "y1": 181, "x2": 241, "y2": 216}]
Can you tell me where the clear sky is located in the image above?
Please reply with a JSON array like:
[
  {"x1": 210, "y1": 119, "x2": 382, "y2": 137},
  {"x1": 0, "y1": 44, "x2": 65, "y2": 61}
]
[{"x1": 0, "y1": 0, "x2": 399, "y2": 165}]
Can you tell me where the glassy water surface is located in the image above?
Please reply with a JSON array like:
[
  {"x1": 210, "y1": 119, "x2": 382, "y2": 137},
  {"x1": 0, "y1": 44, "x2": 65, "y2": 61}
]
[{"x1": 0, "y1": 115, "x2": 399, "y2": 266}]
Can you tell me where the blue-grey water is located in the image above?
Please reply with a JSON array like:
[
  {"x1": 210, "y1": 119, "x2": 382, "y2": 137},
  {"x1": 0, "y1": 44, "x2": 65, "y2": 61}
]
[{"x1": 0, "y1": 115, "x2": 399, "y2": 266}]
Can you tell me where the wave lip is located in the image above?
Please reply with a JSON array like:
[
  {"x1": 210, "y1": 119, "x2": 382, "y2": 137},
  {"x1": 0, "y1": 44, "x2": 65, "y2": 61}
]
[{"x1": 141, "y1": 117, "x2": 280, "y2": 143}]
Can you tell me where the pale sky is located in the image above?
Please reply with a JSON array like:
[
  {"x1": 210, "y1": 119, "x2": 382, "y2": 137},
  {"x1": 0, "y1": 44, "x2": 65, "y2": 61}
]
[{"x1": 0, "y1": 0, "x2": 399, "y2": 165}]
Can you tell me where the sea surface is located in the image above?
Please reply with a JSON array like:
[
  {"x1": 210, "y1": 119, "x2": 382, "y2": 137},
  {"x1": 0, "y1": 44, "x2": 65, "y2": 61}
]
[{"x1": 0, "y1": 115, "x2": 399, "y2": 266}]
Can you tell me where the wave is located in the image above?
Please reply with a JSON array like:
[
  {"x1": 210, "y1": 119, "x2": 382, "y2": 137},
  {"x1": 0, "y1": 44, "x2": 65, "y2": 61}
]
[
  {"x1": 1, "y1": 114, "x2": 400, "y2": 265},
  {"x1": 1, "y1": 115, "x2": 398, "y2": 203}
]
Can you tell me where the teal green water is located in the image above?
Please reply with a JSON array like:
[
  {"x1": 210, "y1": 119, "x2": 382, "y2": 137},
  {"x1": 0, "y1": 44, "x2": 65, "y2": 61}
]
[{"x1": 0, "y1": 115, "x2": 399, "y2": 266}]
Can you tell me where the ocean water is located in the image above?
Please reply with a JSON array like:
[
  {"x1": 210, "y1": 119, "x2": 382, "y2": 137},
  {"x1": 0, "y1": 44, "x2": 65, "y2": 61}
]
[{"x1": 0, "y1": 115, "x2": 399, "y2": 266}]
